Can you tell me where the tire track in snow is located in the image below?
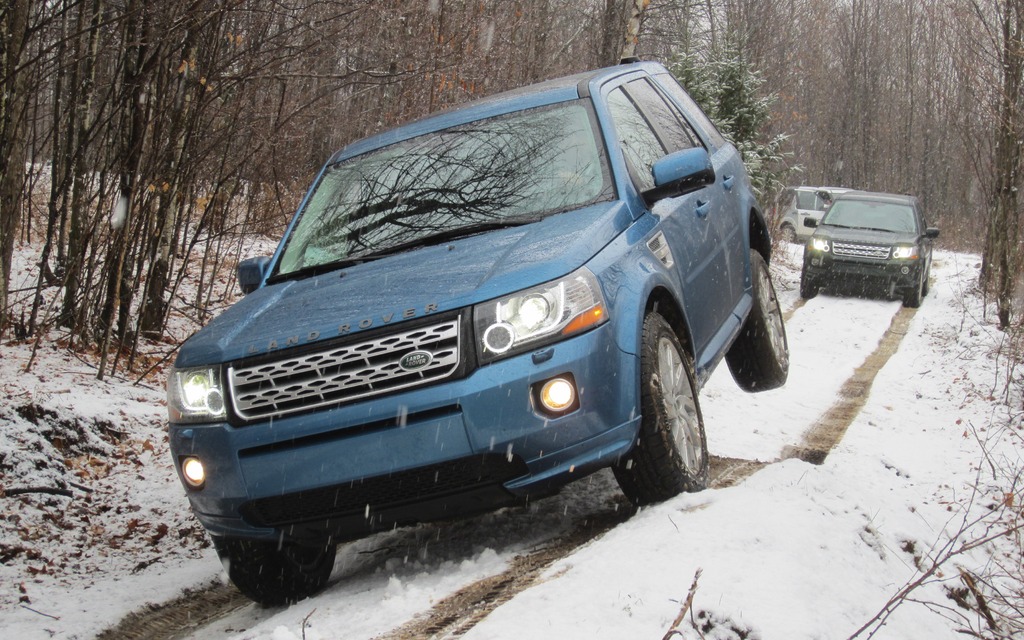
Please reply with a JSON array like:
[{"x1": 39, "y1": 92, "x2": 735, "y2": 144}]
[
  {"x1": 781, "y1": 304, "x2": 916, "y2": 464},
  {"x1": 94, "y1": 580, "x2": 249, "y2": 640},
  {"x1": 370, "y1": 457, "x2": 765, "y2": 640}
]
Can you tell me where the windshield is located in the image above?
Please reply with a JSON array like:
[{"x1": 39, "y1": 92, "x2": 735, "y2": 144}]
[
  {"x1": 821, "y1": 199, "x2": 917, "y2": 233},
  {"x1": 275, "y1": 100, "x2": 614, "y2": 277}
]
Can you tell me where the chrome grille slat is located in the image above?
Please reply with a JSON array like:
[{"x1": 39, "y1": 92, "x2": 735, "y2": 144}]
[
  {"x1": 832, "y1": 241, "x2": 890, "y2": 260},
  {"x1": 229, "y1": 317, "x2": 461, "y2": 420}
]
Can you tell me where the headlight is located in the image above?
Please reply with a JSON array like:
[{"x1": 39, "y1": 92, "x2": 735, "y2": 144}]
[
  {"x1": 168, "y1": 367, "x2": 226, "y2": 423},
  {"x1": 810, "y1": 237, "x2": 830, "y2": 253},
  {"x1": 892, "y1": 244, "x2": 919, "y2": 259},
  {"x1": 474, "y1": 268, "x2": 608, "y2": 363}
]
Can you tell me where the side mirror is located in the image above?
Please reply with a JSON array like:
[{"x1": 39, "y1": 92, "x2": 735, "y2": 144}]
[
  {"x1": 643, "y1": 148, "x2": 715, "y2": 204},
  {"x1": 925, "y1": 228, "x2": 940, "y2": 239},
  {"x1": 237, "y1": 256, "x2": 271, "y2": 295},
  {"x1": 803, "y1": 218, "x2": 819, "y2": 229}
]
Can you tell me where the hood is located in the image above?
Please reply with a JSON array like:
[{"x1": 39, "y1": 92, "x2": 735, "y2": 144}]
[
  {"x1": 816, "y1": 225, "x2": 918, "y2": 246},
  {"x1": 176, "y1": 201, "x2": 630, "y2": 367}
]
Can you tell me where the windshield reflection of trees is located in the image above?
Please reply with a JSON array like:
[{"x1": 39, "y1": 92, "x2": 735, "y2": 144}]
[{"x1": 284, "y1": 104, "x2": 611, "y2": 272}]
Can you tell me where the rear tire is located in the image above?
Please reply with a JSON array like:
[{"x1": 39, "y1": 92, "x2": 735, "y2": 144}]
[
  {"x1": 214, "y1": 537, "x2": 336, "y2": 607},
  {"x1": 614, "y1": 313, "x2": 708, "y2": 505},
  {"x1": 727, "y1": 252, "x2": 790, "y2": 392}
]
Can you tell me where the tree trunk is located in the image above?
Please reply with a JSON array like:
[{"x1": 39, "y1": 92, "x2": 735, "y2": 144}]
[
  {"x1": 61, "y1": 0, "x2": 104, "y2": 341},
  {"x1": 988, "y1": 0, "x2": 1023, "y2": 328},
  {"x1": 98, "y1": 0, "x2": 151, "y2": 379},
  {"x1": 620, "y1": 0, "x2": 650, "y2": 61},
  {"x1": 600, "y1": 0, "x2": 628, "y2": 66},
  {"x1": 0, "y1": 0, "x2": 32, "y2": 338}
]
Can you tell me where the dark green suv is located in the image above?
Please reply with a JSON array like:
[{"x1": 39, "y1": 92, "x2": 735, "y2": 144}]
[{"x1": 800, "y1": 191, "x2": 939, "y2": 307}]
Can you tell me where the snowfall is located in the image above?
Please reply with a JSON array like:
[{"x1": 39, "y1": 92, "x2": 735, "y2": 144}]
[{"x1": 2, "y1": 242, "x2": 1022, "y2": 640}]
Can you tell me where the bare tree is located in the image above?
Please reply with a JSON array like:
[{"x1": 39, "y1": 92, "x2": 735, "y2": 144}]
[
  {"x1": 0, "y1": 0, "x2": 32, "y2": 337},
  {"x1": 980, "y1": 0, "x2": 1024, "y2": 328}
]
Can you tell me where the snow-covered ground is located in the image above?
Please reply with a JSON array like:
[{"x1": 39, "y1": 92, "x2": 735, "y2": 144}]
[{"x1": 2, "y1": 246, "x2": 1021, "y2": 639}]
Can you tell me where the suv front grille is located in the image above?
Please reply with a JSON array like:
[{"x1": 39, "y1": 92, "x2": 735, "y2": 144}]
[
  {"x1": 832, "y1": 241, "x2": 890, "y2": 260},
  {"x1": 229, "y1": 316, "x2": 461, "y2": 420}
]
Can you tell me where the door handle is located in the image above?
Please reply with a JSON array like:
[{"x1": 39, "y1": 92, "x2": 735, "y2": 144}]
[
  {"x1": 723, "y1": 175, "x2": 734, "y2": 191},
  {"x1": 695, "y1": 200, "x2": 710, "y2": 219}
]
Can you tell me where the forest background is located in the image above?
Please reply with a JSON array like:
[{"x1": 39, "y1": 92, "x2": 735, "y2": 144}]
[{"x1": 0, "y1": 0, "x2": 1021, "y2": 377}]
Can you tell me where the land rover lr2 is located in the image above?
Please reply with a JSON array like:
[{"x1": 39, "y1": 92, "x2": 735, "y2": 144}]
[{"x1": 167, "y1": 61, "x2": 789, "y2": 606}]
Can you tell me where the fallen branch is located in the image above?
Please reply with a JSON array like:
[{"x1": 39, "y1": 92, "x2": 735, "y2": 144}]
[
  {"x1": 3, "y1": 487, "x2": 74, "y2": 498},
  {"x1": 20, "y1": 604, "x2": 60, "y2": 620},
  {"x1": 960, "y1": 569, "x2": 999, "y2": 633},
  {"x1": 302, "y1": 607, "x2": 317, "y2": 640},
  {"x1": 662, "y1": 568, "x2": 703, "y2": 640}
]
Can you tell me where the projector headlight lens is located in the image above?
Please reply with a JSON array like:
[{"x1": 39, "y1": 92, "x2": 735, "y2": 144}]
[{"x1": 474, "y1": 268, "x2": 608, "y2": 363}]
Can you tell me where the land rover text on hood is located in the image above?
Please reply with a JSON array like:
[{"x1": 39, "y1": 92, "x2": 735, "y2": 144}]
[{"x1": 167, "y1": 61, "x2": 789, "y2": 606}]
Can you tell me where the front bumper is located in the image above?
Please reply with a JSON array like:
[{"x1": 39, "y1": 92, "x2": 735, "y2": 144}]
[
  {"x1": 803, "y1": 252, "x2": 922, "y2": 295},
  {"x1": 169, "y1": 322, "x2": 640, "y2": 543}
]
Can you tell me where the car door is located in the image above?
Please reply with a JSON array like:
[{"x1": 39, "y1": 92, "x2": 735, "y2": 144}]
[
  {"x1": 795, "y1": 189, "x2": 820, "y2": 229},
  {"x1": 649, "y1": 74, "x2": 747, "y2": 320},
  {"x1": 605, "y1": 80, "x2": 733, "y2": 363}
]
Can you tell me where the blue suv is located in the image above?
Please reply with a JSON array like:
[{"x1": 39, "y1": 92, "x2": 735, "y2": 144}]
[{"x1": 167, "y1": 61, "x2": 789, "y2": 605}]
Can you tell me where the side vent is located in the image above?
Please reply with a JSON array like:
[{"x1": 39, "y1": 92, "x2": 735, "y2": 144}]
[{"x1": 647, "y1": 231, "x2": 674, "y2": 268}]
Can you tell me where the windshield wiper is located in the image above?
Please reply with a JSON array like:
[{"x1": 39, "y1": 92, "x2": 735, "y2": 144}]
[
  {"x1": 266, "y1": 256, "x2": 379, "y2": 284},
  {"x1": 268, "y1": 219, "x2": 538, "y2": 284},
  {"x1": 374, "y1": 219, "x2": 539, "y2": 255}
]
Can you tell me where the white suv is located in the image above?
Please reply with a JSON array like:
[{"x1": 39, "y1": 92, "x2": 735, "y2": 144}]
[{"x1": 778, "y1": 186, "x2": 850, "y2": 243}]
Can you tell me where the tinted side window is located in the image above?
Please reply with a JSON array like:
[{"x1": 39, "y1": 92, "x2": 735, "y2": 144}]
[
  {"x1": 653, "y1": 72, "x2": 729, "y2": 149},
  {"x1": 625, "y1": 79, "x2": 699, "y2": 153},
  {"x1": 607, "y1": 87, "x2": 665, "y2": 192}
]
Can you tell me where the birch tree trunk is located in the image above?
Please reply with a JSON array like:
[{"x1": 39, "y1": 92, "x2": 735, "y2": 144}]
[{"x1": 620, "y1": 0, "x2": 650, "y2": 60}]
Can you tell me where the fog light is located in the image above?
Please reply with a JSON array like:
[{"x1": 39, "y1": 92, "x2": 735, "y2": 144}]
[
  {"x1": 901, "y1": 266, "x2": 910, "y2": 275},
  {"x1": 182, "y1": 457, "x2": 206, "y2": 488},
  {"x1": 540, "y1": 377, "x2": 576, "y2": 413}
]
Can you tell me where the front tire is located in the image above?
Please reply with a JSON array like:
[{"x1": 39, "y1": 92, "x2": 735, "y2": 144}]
[
  {"x1": 780, "y1": 224, "x2": 797, "y2": 243},
  {"x1": 727, "y1": 251, "x2": 790, "y2": 392},
  {"x1": 214, "y1": 537, "x2": 336, "y2": 607},
  {"x1": 799, "y1": 269, "x2": 818, "y2": 299},
  {"x1": 903, "y1": 271, "x2": 924, "y2": 308},
  {"x1": 614, "y1": 313, "x2": 708, "y2": 505}
]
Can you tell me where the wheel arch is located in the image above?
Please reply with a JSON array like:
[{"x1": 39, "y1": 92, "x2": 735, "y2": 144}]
[
  {"x1": 748, "y1": 205, "x2": 772, "y2": 265},
  {"x1": 644, "y1": 286, "x2": 694, "y2": 360}
]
